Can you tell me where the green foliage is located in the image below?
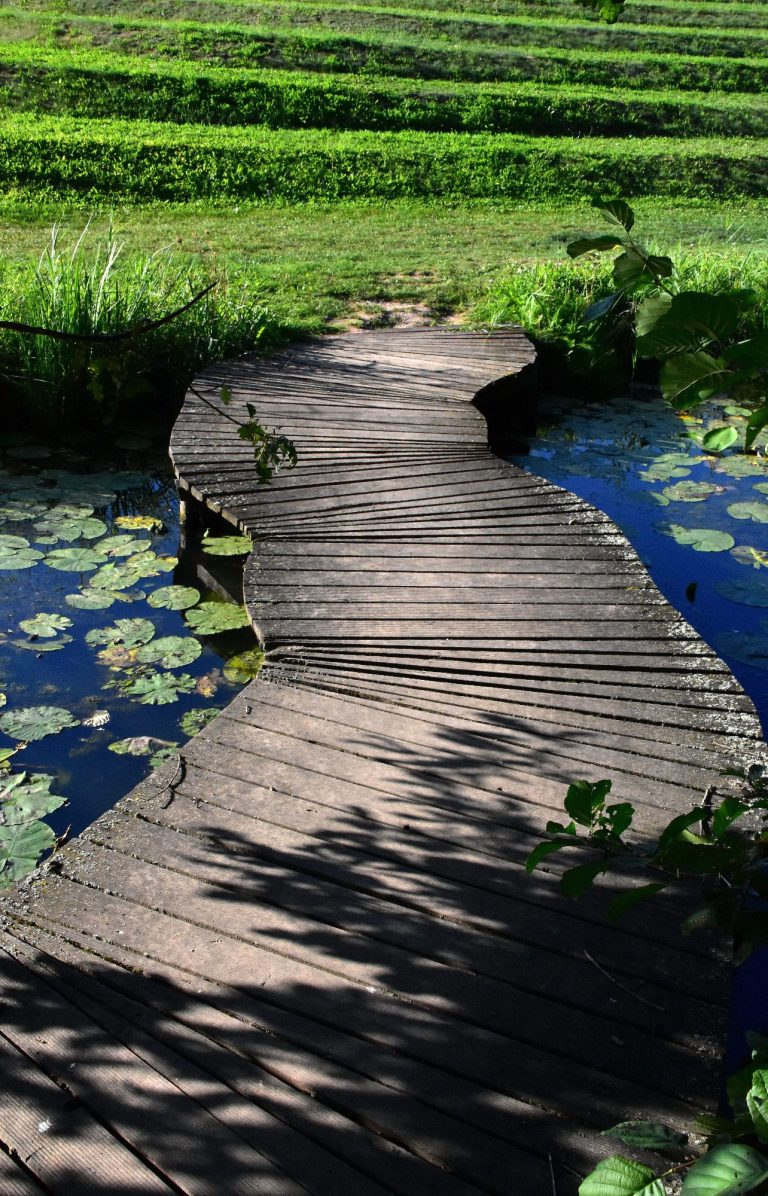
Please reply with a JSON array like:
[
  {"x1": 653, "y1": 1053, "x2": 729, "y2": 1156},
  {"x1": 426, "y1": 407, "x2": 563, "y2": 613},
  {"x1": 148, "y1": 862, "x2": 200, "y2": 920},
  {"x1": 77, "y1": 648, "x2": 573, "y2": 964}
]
[
  {"x1": 0, "y1": 705, "x2": 80, "y2": 741},
  {"x1": 565, "y1": 200, "x2": 768, "y2": 450},
  {"x1": 0, "y1": 770, "x2": 67, "y2": 888},
  {"x1": 184, "y1": 601, "x2": 251, "y2": 635}
]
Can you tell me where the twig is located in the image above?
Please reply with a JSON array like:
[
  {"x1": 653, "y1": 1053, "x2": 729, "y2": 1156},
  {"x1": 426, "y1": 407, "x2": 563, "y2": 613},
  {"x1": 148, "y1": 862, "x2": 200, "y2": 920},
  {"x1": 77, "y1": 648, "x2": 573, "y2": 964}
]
[
  {"x1": 584, "y1": 949, "x2": 666, "y2": 1011},
  {"x1": 160, "y1": 753, "x2": 186, "y2": 809},
  {"x1": 548, "y1": 1154, "x2": 558, "y2": 1196},
  {"x1": 0, "y1": 282, "x2": 217, "y2": 344},
  {"x1": 187, "y1": 381, "x2": 245, "y2": 428}
]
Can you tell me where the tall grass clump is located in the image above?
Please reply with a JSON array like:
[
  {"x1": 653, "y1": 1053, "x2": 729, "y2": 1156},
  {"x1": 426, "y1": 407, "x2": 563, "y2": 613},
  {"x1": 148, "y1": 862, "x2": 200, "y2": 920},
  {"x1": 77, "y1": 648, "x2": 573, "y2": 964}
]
[
  {"x1": 0, "y1": 225, "x2": 281, "y2": 431},
  {"x1": 473, "y1": 251, "x2": 768, "y2": 396}
]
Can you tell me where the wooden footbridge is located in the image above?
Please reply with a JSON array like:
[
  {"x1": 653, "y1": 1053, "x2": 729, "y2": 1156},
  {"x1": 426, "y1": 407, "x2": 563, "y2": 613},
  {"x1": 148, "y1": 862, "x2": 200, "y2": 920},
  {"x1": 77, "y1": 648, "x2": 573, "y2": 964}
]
[{"x1": 1, "y1": 329, "x2": 764, "y2": 1194}]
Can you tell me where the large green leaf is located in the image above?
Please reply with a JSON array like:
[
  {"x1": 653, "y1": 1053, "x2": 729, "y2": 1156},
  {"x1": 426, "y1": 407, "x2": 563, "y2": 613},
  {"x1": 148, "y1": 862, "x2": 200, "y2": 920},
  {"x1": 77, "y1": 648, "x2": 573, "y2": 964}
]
[
  {"x1": 660, "y1": 353, "x2": 732, "y2": 409},
  {"x1": 125, "y1": 671, "x2": 196, "y2": 705},
  {"x1": 637, "y1": 292, "x2": 742, "y2": 358},
  {"x1": 88, "y1": 562, "x2": 146, "y2": 590},
  {"x1": 635, "y1": 293, "x2": 672, "y2": 337},
  {"x1": 97, "y1": 534, "x2": 143, "y2": 558},
  {"x1": 223, "y1": 648, "x2": 266, "y2": 683},
  {"x1": 0, "y1": 534, "x2": 31, "y2": 554},
  {"x1": 137, "y1": 636, "x2": 202, "y2": 669},
  {"x1": 681, "y1": 1143, "x2": 768, "y2": 1194},
  {"x1": 728, "y1": 501, "x2": 768, "y2": 524},
  {"x1": 0, "y1": 706, "x2": 80, "y2": 742},
  {"x1": 603, "y1": 1122, "x2": 688, "y2": 1150},
  {"x1": 44, "y1": 546, "x2": 108, "y2": 572},
  {"x1": 85, "y1": 618, "x2": 155, "y2": 649},
  {"x1": 662, "y1": 482, "x2": 722, "y2": 503},
  {"x1": 702, "y1": 426, "x2": 740, "y2": 453},
  {"x1": 148, "y1": 585, "x2": 200, "y2": 611},
  {"x1": 0, "y1": 819, "x2": 56, "y2": 887},
  {"x1": 731, "y1": 546, "x2": 768, "y2": 571},
  {"x1": 13, "y1": 634, "x2": 72, "y2": 653},
  {"x1": 746, "y1": 1072, "x2": 768, "y2": 1144},
  {"x1": 0, "y1": 548, "x2": 44, "y2": 570},
  {"x1": 201, "y1": 534, "x2": 253, "y2": 557},
  {"x1": 579, "y1": 1155, "x2": 663, "y2": 1195},
  {"x1": 656, "y1": 524, "x2": 734, "y2": 553},
  {"x1": 184, "y1": 602, "x2": 250, "y2": 635},
  {"x1": 567, "y1": 235, "x2": 623, "y2": 259},
  {"x1": 65, "y1": 590, "x2": 116, "y2": 610},
  {"x1": 0, "y1": 772, "x2": 66, "y2": 824},
  {"x1": 595, "y1": 198, "x2": 635, "y2": 231}
]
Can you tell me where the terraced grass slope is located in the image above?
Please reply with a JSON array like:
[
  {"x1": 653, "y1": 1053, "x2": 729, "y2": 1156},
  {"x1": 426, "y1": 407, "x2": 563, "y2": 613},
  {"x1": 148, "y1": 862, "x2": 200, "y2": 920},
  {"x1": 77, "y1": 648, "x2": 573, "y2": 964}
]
[{"x1": 1, "y1": 0, "x2": 767, "y2": 204}]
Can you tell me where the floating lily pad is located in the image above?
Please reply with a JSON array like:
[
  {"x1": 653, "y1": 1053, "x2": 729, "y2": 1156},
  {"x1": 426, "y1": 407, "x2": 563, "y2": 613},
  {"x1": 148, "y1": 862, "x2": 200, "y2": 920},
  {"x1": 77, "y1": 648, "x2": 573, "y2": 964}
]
[
  {"x1": 44, "y1": 546, "x2": 108, "y2": 572},
  {"x1": 148, "y1": 585, "x2": 199, "y2": 611},
  {"x1": 185, "y1": 602, "x2": 250, "y2": 635},
  {"x1": 85, "y1": 618, "x2": 155, "y2": 649},
  {"x1": 109, "y1": 735, "x2": 172, "y2": 757},
  {"x1": 98, "y1": 535, "x2": 143, "y2": 557},
  {"x1": 202, "y1": 534, "x2": 253, "y2": 556},
  {"x1": 0, "y1": 549, "x2": 44, "y2": 570},
  {"x1": 0, "y1": 535, "x2": 31, "y2": 554},
  {"x1": 716, "y1": 578, "x2": 768, "y2": 607},
  {"x1": 639, "y1": 463, "x2": 690, "y2": 483},
  {"x1": 34, "y1": 516, "x2": 107, "y2": 542},
  {"x1": 716, "y1": 630, "x2": 768, "y2": 669},
  {"x1": 754, "y1": 483, "x2": 768, "y2": 495},
  {"x1": 88, "y1": 562, "x2": 147, "y2": 590},
  {"x1": 137, "y1": 636, "x2": 202, "y2": 670},
  {"x1": 112, "y1": 588, "x2": 147, "y2": 604},
  {"x1": 0, "y1": 771, "x2": 66, "y2": 823},
  {"x1": 731, "y1": 546, "x2": 768, "y2": 570},
  {"x1": 713, "y1": 457, "x2": 768, "y2": 478},
  {"x1": 662, "y1": 481, "x2": 724, "y2": 503},
  {"x1": 0, "y1": 706, "x2": 80, "y2": 741},
  {"x1": 0, "y1": 500, "x2": 47, "y2": 521},
  {"x1": 96, "y1": 644, "x2": 139, "y2": 669},
  {"x1": 656, "y1": 523, "x2": 735, "y2": 552},
  {"x1": 727, "y1": 501, "x2": 768, "y2": 524},
  {"x1": 19, "y1": 613, "x2": 73, "y2": 638},
  {"x1": 115, "y1": 515, "x2": 164, "y2": 533},
  {"x1": 224, "y1": 648, "x2": 266, "y2": 683},
  {"x1": 0, "y1": 820, "x2": 56, "y2": 886},
  {"x1": 125, "y1": 671, "x2": 196, "y2": 705},
  {"x1": 65, "y1": 590, "x2": 116, "y2": 610},
  {"x1": 13, "y1": 634, "x2": 73, "y2": 653},
  {"x1": 179, "y1": 708, "x2": 219, "y2": 737}
]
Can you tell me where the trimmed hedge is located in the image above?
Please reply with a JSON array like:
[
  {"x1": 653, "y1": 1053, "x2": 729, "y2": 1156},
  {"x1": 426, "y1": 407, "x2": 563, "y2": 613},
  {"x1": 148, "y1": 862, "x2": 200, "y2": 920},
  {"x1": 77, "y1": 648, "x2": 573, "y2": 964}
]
[
  {"x1": 9, "y1": 11, "x2": 768, "y2": 93},
  {"x1": 3, "y1": 49, "x2": 768, "y2": 138},
  {"x1": 2, "y1": 115, "x2": 767, "y2": 202}
]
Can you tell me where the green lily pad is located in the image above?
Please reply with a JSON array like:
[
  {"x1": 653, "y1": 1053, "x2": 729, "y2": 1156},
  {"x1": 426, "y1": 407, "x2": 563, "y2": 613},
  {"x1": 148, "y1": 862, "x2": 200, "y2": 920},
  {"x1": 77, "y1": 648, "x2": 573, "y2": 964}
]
[
  {"x1": 34, "y1": 516, "x2": 107, "y2": 542},
  {"x1": 179, "y1": 708, "x2": 220, "y2": 737},
  {"x1": 0, "y1": 500, "x2": 47, "y2": 521},
  {"x1": 88, "y1": 562, "x2": 147, "y2": 590},
  {"x1": 109, "y1": 736, "x2": 162, "y2": 756},
  {"x1": 148, "y1": 585, "x2": 200, "y2": 611},
  {"x1": 639, "y1": 463, "x2": 690, "y2": 483},
  {"x1": 65, "y1": 590, "x2": 116, "y2": 610},
  {"x1": 137, "y1": 636, "x2": 202, "y2": 669},
  {"x1": 656, "y1": 523, "x2": 735, "y2": 553},
  {"x1": 184, "y1": 602, "x2": 250, "y2": 635},
  {"x1": 85, "y1": 617, "x2": 155, "y2": 649},
  {"x1": 754, "y1": 483, "x2": 768, "y2": 495},
  {"x1": 0, "y1": 535, "x2": 31, "y2": 554},
  {"x1": 731, "y1": 546, "x2": 768, "y2": 570},
  {"x1": 112, "y1": 588, "x2": 147, "y2": 604},
  {"x1": 50, "y1": 502, "x2": 94, "y2": 519},
  {"x1": 45, "y1": 546, "x2": 108, "y2": 572},
  {"x1": 125, "y1": 671, "x2": 196, "y2": 705},
  {"x1": 0, "y1": 820, "x2": 56, "y2": 887},
  {"x1": 114, "y1": 514, "x2": 164, "y2": 533},
  {"x1": 202, "y1": 534, "x2": 253, "y2": 556},
  {"x1": 19, "y1": 612, "x2": 73, "y2": 638},
  {"x1": 0, "y1": 549, "x2": 44, "y2": 570},
  {"x1": 0, "y1": 706, "x2": 80, "y2": 741},
  {"x1": 96, "y1": 644, "x2": 139, "y2": 670},
  {"x1": 223, "y1": 648, "x2": 266, "y2": 683},
  {"x1": 97, "y1": 535, "x2": 143, "y2": 557},
  {"x1": 0, "y1": 771, "x2": 66, "y2": 823},
  {"x1": 13, "y1": 634, "x2": 73, "y2": 653},
  {"x1": 662, "y1": 481, "x2": 723, "y2": 503},
  {"x1": 716, "y1": 578, "x2": 768, "y2": 607},
  {"x1": 713, "y1": 457, "x2": 768, "y2": 478},
  {"x1": 727, "y1": 500, "x2": 768, "y2": 524}
]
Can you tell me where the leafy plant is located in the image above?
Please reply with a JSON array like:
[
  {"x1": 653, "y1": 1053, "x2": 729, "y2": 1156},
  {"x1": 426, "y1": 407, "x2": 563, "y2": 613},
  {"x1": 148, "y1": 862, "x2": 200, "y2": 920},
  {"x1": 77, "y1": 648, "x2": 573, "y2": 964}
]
[
  {"x1": 528, "y1": 773, "x2": 768, "y2": 1192},
  {"x1": 568, "y1": 199, "x2": 768, "y2": 451},
  {"x1": 0, "y1": 705, "x2": 81, "y2": 742},
  {"x1": 0, "y1": 770, "x2": 67, "y2": 888},
  {"x1": 184, "y1": 601, "x2": 251, "y2": 636}
]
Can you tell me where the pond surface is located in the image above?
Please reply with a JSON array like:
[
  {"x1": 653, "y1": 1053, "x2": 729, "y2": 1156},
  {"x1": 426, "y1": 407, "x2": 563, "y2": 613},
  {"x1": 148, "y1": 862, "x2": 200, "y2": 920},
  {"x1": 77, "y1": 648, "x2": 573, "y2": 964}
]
[
  {"x1": 510, "y1": 392, "x2": 768, "y2": 734},
  {"x1": 0, "y1": 431, "x2": 263, "y2": 885}
]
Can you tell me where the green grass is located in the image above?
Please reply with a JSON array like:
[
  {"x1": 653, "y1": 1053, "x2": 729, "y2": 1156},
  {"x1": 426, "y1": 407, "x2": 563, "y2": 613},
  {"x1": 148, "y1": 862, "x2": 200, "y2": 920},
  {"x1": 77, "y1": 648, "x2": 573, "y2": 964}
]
[
  {"x1": 5, "y1": 9, "x2": 768, "y2": 93},
  {"x1": 4, "y1": 47, "x2": 768, "y2": 138},
  {"x1": 3, "y1": 114, "x2": 768, "y2": 204}
]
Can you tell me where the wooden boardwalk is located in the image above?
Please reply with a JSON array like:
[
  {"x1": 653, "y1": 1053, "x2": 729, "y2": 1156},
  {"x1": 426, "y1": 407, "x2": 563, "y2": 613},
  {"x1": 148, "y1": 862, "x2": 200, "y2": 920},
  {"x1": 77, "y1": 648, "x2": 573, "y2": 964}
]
[{"x1": 0, "y1": 328, "x2": 764, "y2": 1193}]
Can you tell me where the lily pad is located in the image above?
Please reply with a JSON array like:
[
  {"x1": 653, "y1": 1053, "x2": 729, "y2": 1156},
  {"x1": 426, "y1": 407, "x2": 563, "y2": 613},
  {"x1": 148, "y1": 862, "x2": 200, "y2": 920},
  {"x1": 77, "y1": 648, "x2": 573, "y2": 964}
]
[
  {"x1": 0, "y1": 706, "x2": 80, "y2": 741},
  {"x1": 13, "y1": 634, "x2": 73, "y2": 653},
  {"x1": 137, "y1": 636, "x2": 202, "y2": 669},
  {"x1": 713, "y1": 457, "x2": 768, "y2": 478},
  {"x1": 0, "y1": 820, "x2": 56, "y2": 886},
  {"x1": 34, "y1": 516, "x2": 107, "y2": 542},
  {"x1": 185, "y1": 602, "x2": 250, "y2": 635},
  {"x1": 202, "y1": 534, "x2": 253, "y2": 556},
  {"x1": 727, "y1": 500, "x2": 768, "y2": 524},
  {"x1": 148, "y1": 585, "x2": 200, "y2": 611},
  {"x1": 179, "y1": 708, "x2": 220, "y2": 737},
  {"x1": 0, "y1": 771, "x2": 66, "y2": 823},
  {"x1": 0, "y1": 535, "x2": 31, "y2": 554},
  {"x1": 716, "y1": 578, "x2": 768, "y2": 607},
  {"x1": 85, "y1": 618, "x2": 155, "y2": 649},
  {"x1": 109, "y1": 735, "x2": 173, "y2": 757},
  {"x1": 656, "y1": 523, "x2": 735, "y2": 553},
  {"x1": 0, "y1": 550, "x2": 44, "y2": 570},
  {"x1": 96, "y1": 644, "x2": 139, "y2": 669},
  {"x1": 662, "y1": 481, "x2": 723, "y2": 503},
  {"x1": 125, "y1": 671, "x2": 196, "y2": 705},
  {"x1": 731, "y1": 546, "x2": 768, "y2": 570},
  {"x1": 65, "y1": 590, "x2": 116, "y2": 610},
  {"x1": 0, "y1": 500, "x2": 47, "y2": 521},
  {"x1": 754, "y1": 483, "x2": 768, "y2": 495},
  {"x1": 115, "y1": 514, "x2": 164, "y2": 533},
  {"x1": 98, "y1": 534, "x2": 143, "y2": 557},
  {"x1": 223, "y1": 648, "x2": 266, "y2": 683},
  {"x1": 639, "y1": 462, "x2": 690, "y2": 483},
  {"x1": 45, "y1": 546, "x2": 108, "y2": 572},
  {"x1": 88, "y1": 563, "x2": 147, "y2": 591},
  {"x1": 19, "y1": 613, "x2": 73, "y2": 638}
]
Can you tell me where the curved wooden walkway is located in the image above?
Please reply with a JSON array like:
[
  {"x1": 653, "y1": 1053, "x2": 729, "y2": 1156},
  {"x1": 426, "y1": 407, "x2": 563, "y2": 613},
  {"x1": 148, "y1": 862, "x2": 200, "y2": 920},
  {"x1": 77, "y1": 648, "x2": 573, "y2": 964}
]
[{"x1": 0, "y1": 328, "x2": 764, "y2": 1194}]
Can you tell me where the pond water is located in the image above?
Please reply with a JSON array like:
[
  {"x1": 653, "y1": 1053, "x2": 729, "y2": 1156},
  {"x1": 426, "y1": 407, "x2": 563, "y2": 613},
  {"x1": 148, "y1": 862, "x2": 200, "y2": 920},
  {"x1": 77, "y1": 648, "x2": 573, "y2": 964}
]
[
  {"x1": 0, "y1": 430, "x2": 263, "y2": 886},
  {"x1": 510, "y1": 392, "x2": 768, "y2": 734}
]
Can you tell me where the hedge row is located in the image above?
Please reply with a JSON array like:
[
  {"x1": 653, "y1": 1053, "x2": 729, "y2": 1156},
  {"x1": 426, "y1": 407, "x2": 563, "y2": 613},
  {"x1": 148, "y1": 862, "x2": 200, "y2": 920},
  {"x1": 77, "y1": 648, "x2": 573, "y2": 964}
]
[
  {"x1": 3, "y1": 50, "x2": 767, "y2": 138},
  {"x1": 12, "y1": 12, "x2": 768, "y2": 93},
  {"x1": 2, "y1": 115, "x2": 767, "y2": 202},
  {"x1": 25, "y1": 0, "x2": 768, "y2": 59}
]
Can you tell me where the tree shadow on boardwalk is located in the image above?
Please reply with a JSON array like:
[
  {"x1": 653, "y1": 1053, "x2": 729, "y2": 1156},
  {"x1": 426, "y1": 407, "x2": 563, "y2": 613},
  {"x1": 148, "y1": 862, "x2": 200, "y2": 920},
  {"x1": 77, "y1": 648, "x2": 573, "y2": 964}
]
[{"x1": 0, "y1": 697, "x2": 732, "y2": 1194}]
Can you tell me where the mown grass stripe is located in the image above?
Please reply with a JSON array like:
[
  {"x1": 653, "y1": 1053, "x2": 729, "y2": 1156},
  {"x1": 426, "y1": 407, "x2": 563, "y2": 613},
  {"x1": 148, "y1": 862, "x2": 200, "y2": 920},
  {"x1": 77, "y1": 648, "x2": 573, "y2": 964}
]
[
  {"x1": 2, "y1": 115, "x2": 767, "y2": 203},
  {"x1": 4, "y1": 47, "x2": 768, "y2": 138},
  {"x1": 5, "y1": 10, "x2": 767, "y2": 94},
  {"x1": 19, "y1": 0, "x2": 768, "y2": 58}
]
